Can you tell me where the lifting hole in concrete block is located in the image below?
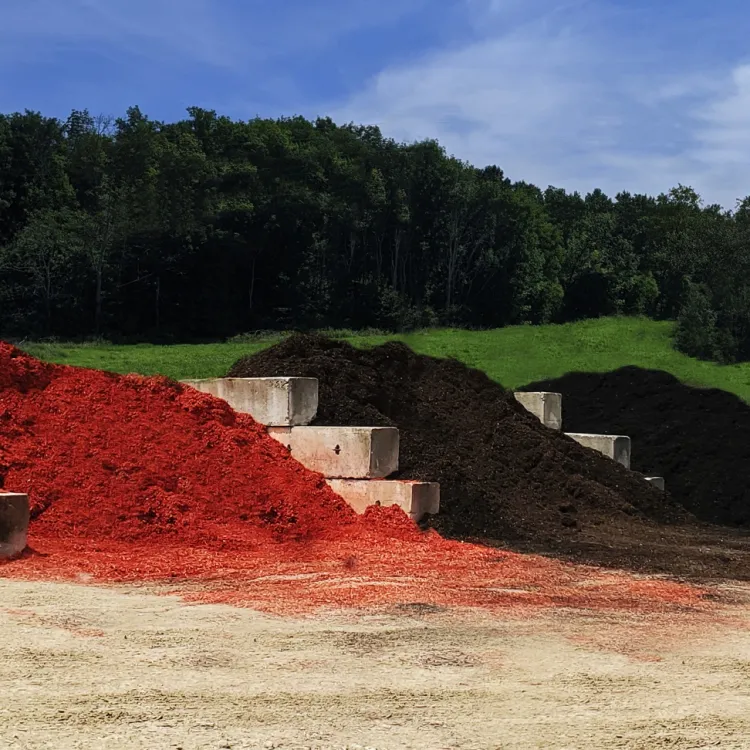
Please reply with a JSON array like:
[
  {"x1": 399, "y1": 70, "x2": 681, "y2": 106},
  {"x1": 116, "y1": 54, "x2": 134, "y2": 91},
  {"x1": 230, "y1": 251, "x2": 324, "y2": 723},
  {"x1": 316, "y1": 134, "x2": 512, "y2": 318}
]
[
  {"x1": 268, "y1": 426, "x2": 399, "y2": 479},
  {"x1": 180, "y1": 377, "x2": 318, "y2": 426},
  {"x1": 514, "y1": 392, "x2": 562, "y2": 430},
  {"x1": 0, "y1": 492, "x2": 29, "y2": 558},
  {"x1": 327, "y1": 479, "x2": 439, "y2": 521},
  {"x1": 565, "y1": 433, "x2": 631, "y2": 469}
]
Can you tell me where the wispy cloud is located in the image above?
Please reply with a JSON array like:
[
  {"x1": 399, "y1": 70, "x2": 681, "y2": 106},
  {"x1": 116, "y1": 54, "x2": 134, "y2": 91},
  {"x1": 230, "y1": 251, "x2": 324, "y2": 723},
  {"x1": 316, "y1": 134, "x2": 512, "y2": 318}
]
[
  {"x1": 327, "y1": 4, "x2": 628, "y2": 184},
  {"x1": 675, "y1": 64, "x2": 750, "y2": 208},
  {"x1": 0, "y1": 0, "x2": 247, "y2": 69},
  {"x1": 325, "y1": 0, "x2": 750, "y2": 207},
  {"x1": 0, "y1": 0, "x2": 432, "y2": 70},
  {"x1": 693, "y1": 66, "x2": 750, "y2": 160}
]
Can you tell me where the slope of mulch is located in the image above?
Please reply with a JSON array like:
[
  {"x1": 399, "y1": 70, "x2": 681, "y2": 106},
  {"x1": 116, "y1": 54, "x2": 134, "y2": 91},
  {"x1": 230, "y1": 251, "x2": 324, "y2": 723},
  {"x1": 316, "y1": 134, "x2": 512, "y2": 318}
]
[
  {"x1": 226, "y1": 335, "x2": 750, "y2": 580},
  {"x1": 521, "y1": 366, "x2": 750, "y2": 527},
  {"x1": 0, "y1": 341, "x2": 363, "y2": 547}
]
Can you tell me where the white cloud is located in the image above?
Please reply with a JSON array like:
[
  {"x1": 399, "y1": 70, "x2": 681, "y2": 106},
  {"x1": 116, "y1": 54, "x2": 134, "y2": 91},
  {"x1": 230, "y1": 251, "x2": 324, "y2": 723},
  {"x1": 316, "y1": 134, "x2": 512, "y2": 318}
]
[
  {"x1": 693, "y1": 65, "x2": 750, "y2": 157},
  {"x1": 327, "y1": 12, "x2": 626, "y2": 188},
  {"x1": 325, "y1": 2, "x2": 750, "y2": 207},
  {"x1": 671, "y1": 63, "x2": 750, "y2": 208}
]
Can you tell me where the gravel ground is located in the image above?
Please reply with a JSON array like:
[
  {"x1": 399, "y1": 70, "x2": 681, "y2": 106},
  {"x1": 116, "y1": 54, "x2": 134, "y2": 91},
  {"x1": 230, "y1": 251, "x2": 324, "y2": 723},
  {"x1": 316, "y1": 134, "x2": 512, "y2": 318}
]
[{"x1": 3, "y1": 578, "x2": 750, "y2": 749}]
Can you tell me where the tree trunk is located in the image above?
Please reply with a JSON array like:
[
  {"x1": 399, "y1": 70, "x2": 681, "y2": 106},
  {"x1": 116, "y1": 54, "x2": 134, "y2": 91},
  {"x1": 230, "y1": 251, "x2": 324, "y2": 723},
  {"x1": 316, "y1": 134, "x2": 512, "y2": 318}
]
[
  {"x1": 43, "y1": 262, "x2": 53, "y2": 335},
  {"x1": 248, "y1": 255, "x2": 257, "y2": 311},
  {"x1": 155, "y1": 276, "x2": 161, "y2": 330},
  {"x1": 391, "y1": 229, "x2": 401, "y2": 291},
  {"x1": 95, "y1": 266, "x2": 103, "y2": 335}
]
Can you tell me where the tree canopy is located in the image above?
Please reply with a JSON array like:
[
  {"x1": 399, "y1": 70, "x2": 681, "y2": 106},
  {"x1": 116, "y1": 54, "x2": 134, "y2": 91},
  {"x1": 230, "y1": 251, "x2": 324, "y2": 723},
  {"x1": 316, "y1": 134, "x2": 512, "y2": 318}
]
[{"x1": 0, "y1": 106, "x2": 747, "y2": 360}]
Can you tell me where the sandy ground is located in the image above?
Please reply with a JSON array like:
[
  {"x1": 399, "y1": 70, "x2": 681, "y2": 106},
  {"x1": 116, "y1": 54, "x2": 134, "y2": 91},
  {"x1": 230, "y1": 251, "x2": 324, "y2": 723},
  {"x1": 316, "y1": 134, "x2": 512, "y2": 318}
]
[{"x1": 2, "y1": 580, "x2": 750, "y2": 750}]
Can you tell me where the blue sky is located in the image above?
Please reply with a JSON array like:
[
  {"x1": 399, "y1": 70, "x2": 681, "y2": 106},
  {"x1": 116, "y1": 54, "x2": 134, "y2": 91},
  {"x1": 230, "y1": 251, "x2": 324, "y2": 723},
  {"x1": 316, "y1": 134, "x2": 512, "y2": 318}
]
[{"x1": 2, "y1": 0, "x2": 750, "y2": 207}]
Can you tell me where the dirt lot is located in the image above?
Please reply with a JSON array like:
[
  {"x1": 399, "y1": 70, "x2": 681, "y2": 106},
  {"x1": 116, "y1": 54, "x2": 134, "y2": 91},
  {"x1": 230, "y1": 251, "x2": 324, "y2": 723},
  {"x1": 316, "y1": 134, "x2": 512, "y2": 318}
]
[{"x1": 2, "y1": 579, "x2": 750, "y2": 749}]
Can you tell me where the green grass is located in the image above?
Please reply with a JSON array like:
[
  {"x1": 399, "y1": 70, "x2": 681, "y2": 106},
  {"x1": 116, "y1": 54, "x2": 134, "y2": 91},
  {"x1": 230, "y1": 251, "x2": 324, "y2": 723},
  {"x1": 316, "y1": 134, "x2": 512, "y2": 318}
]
[
  {"x1": 20, "y1": 317, "x2": 750, "y2": 401},
  {"x1": 22, "y1": 337, "x2": 285, "y2": 381}
]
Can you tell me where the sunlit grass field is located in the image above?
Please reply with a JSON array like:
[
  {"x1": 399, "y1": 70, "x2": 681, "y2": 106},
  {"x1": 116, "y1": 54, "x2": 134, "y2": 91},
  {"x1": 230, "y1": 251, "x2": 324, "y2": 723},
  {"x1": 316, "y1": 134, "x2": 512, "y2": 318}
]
[{"x1": 21, "y1": 317, "x2": 750, "y2": 400}]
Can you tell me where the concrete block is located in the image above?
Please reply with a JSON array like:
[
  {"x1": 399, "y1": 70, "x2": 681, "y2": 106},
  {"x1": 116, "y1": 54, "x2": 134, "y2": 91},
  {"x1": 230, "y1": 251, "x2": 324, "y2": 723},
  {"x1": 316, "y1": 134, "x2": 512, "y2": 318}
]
[
  {"x1": 267, "y1": 426, "x2": 399, "y2": 478},
  {"x1": 327, "y1": 479, "x2": 439, "y2": 520},
  {"x1": 514, "y1": 391, "x2": 562, "y2": 430},
  {"x1": 0, "y1": 492, "x2": 29, "y2": 558},
  {"x1": 267, "y1": 426, "x2": 292, "y2": 443},
  {"x1": 180, "y1": 377, "x2": 318, "y2": 426},
  {"x1": 645, "y1": 476, "x2": 665, "y2": 491},
  {"x1": 565, "y1": 433, "x2": 631, "y2": 469}
]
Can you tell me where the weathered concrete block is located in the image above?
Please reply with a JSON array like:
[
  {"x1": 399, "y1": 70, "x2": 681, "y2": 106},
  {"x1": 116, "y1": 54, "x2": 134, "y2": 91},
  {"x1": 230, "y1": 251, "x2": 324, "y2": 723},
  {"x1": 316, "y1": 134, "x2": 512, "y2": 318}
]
[
  {"x1": 514, "y1": 391, "x2": 562, "y2": 430},
  {"x1": 0, "y1": 492, "x2": 29, "y2": 558},
  {"x1": 645, "y1": 476, "x2": 665, "y2": 491},
  {"x1": 565, "y1": 433, "x2": 631, "y2": 469},
  {"x1": 267, "y1": 426, "x2": 399, "y2": 478},
  {"x1": 180, "y1": 377, "x2": 318, "y2": 426},
  {"x1": 327, "y1": 479, "x2": 439, "y2": 520}
]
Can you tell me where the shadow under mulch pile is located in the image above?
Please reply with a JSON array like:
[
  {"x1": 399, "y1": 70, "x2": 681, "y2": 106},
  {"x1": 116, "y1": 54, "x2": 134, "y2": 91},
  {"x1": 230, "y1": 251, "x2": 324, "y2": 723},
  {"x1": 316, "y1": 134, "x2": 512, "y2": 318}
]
[
  {"x1": 226, "y1": 335, "x2": 750, "y2": 581},
  {"x1": 522, "y1": 366, "x2": 750, "y2": 527}
]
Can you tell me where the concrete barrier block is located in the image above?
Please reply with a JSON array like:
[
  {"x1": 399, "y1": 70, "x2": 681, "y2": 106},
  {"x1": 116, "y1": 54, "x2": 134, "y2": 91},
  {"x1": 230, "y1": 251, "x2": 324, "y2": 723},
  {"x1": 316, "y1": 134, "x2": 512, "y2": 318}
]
[
  {"x1": 267, "y1": 426, "x2": 292, "y2": 443},
  {"x1": 327, "y1": 479, "x2": 439, "y2": 520},
  {"x1": 565, "y1": 433, "x2": 631, "y2": 469},
  {"x1": 514, "y1": 392, "x2": 562, "y2": 430},
  {"x1": 267, "y1": 426, "x2": 292, "y2": 445},
  {"x1": 0, "y1": 492, "x2": 29, "y2": 558},
  {"x1": 181, "y1": 377, "x2": 318, "y2": 426},
  {"x1": 268, "y1": 426, "x2": 399, "y2": 478},
  {"x1": 645, "y1": 476, "x2": 665, "y2": 491}
]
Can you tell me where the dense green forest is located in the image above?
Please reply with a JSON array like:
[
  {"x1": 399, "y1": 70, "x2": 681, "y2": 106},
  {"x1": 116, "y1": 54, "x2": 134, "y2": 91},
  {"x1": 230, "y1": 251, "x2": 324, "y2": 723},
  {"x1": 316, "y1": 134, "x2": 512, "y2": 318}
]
[{"x1": 1, "y1": 106, "x2": 749, "y2": 361}]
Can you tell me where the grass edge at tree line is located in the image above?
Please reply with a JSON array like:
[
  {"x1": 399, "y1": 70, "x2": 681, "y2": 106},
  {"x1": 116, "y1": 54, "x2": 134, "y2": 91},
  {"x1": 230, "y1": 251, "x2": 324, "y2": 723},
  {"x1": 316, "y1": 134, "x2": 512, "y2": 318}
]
[{"x1": 21, "y1": 317, "x2": 750, "y2": 402}]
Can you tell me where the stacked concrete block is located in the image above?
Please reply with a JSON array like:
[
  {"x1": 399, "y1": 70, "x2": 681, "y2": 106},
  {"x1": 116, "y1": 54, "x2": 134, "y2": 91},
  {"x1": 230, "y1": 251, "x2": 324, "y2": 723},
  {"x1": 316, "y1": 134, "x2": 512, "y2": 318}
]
[
  {"x1": 180, "y1": 376, "x2": 318, "y2": 427},
  {"x1": 517, "y1": 392, "x2": 672, "y2": 490},
  {"x1": 645, "y1": 476, "x2": 666, "y2": 491},
  {"x1": 326, "y1": 479, "x2": 439, "y2": 522},
  {"x1": 565, "y1": 433, "x2": 631, "y2": 469},
  {"x1": 513, "y1": 392, "x2": 562, "y2": 430},
  {"x1": 0, "y1": 492, "x2": 29, "y2": 558},
  {"x1": 181, "y1": 376, "x2": 438, "y2": 521},
  {"x1": 267, "y1": 425, "x2": 399, "y2": 479}
]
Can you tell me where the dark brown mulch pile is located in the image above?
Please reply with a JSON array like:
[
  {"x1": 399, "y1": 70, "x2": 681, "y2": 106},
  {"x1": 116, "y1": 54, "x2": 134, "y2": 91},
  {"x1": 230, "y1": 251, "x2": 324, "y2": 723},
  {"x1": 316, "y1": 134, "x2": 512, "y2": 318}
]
[
  {"x1": 225, "y1": 335, "x2": 750, "y2": 582},
  {"x1": 521, "y1": 366, "x2": 750, "y2": 527}
]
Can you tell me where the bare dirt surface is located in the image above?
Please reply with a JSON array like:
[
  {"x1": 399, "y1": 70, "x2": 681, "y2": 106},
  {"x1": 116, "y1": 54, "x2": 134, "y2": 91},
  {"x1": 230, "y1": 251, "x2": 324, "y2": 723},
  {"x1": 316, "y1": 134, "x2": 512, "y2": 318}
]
[{"x1": 3, "y1": 579, "x2": 750, "y2": 750}]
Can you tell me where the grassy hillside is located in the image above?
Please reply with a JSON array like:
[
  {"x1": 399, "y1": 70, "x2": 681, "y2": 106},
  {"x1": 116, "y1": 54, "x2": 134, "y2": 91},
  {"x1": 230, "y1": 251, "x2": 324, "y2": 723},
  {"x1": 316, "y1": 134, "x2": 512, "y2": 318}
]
[{"x1": 21, "y1": 317, "x2": 750, "y2": 401}]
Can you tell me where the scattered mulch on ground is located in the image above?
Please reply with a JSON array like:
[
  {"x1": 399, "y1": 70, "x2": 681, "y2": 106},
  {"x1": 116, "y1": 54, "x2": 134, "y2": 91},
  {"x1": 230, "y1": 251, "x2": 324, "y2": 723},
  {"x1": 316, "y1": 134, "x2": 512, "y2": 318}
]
[
  {"x1": 521, "y1": 367, "x2": 750, "y2": 527},
  {"x1": 226, "y1": 335, "x2": 750, "y2": 580},
  {"x1": 3, "y1": 528, "x2": 709, "y2": 617}
]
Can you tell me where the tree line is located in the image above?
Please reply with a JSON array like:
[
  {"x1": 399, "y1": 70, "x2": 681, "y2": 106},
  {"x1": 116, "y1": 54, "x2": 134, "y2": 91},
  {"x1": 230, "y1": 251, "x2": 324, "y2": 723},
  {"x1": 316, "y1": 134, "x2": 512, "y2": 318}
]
[{"x1": 1, "y1": 106, "x2": 748, "y2": 361}]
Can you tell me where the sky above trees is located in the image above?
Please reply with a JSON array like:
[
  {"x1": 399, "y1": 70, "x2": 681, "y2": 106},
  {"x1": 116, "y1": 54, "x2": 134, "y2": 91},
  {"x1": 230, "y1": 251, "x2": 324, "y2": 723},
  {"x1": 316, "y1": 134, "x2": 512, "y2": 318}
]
[{"x1": 1, "y1": 0, "x2": 750, "y2": 207}]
